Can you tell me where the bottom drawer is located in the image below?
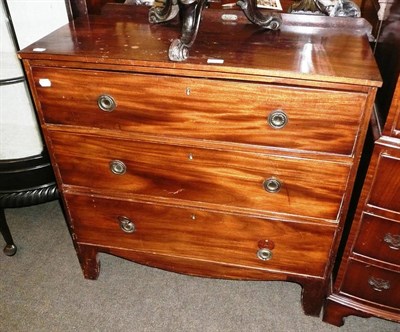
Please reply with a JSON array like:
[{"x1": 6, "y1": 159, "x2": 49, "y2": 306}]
[
  {"x1": 341, "y1": 259, "x2": 400, "y2": 309},
  {"x1": 65, "y1": 193, "x2": 335, "y2": 278}
]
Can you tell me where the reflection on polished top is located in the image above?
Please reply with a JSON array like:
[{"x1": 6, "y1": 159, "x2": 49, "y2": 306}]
[{"x1": 20, "y1": 6, "x2": 381, "y2": 87}]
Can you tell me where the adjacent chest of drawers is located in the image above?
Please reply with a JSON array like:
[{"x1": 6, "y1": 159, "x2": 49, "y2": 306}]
[
  {"x1": 322, "y1": 4, "x2": 400, "y2": 324},
  {"x1": 19, "y1": 7, "x2": 381, "y2": 317},
  {"x1": 323, "y1": 76, "x2": 400, "y2": 325}
]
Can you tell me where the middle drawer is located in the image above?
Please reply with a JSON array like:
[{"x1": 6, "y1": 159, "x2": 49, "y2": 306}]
[{"x1": 50, "y1": 131, "x2": 350, "y2": 221}]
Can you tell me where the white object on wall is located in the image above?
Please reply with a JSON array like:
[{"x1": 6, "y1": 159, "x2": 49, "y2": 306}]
[
  {"x1": 7, "y1": 0, "x2": 69, "y2": 49},
  {"x1": 378, "y1": 0, "x2": 395, "y2": 21},
  {"x1": 0, "y1": 0, "x2": 68, "y2": 159}
]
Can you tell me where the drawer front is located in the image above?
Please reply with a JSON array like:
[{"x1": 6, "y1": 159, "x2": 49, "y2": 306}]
[
  {"x1": 65, "y1": 193, "x2": 336, "y2": 277},
  {"x1": 341, "y1": 259, "x2": 400, "y2": 309},
  {"x1": 50, "y1": 131, "x2": 350, "y2": 221},
  {"x1": 32, "y1": 67, "x2": 366, "y2": 155},
  {"x1": 369, "y1": 153, "x2": 400, "y2": 213},
  {"x1": 353, "y1": 213, "x2": 400, "y2": 266}
]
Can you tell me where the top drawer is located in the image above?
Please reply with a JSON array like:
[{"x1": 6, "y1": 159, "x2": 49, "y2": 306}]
[{"x1": 31, "y1": 67, "x2": 366, "y2": 155}]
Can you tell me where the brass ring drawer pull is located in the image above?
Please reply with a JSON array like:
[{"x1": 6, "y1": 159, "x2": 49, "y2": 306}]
[
  {"x1": 268, "y1": 110, "x2": 288, "y2": 129},
  {"x1": 118, "y1": 216, "x2": 136, "y2": 233},
  {"x1": 368, "y1": 276, "x2": 391, "y2": 292},
  {"x1": 97, "y1": 94, "x2": 116, "y2": 112},
  {"x1": 257, "y1": 248, "x2": 273, "y2": 261},
  {"x1": 109, "y1": 160, "x2": 126, "y2": 175},
  {"x1": 263, "y1": 177, "x2": 281, "y2": 193},
  {"x1": 384, "y1": 233, "x2": 400, "y2": 250}
]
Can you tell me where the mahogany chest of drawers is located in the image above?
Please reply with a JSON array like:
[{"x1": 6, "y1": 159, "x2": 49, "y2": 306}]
[
  {"x1": 323, "y1": 76, "x2": 400, "y2": 325},
  {"x1": 19, "y1": 6, "x2": 381, "y2": 316},
  {"x1": 322, "y1": 3, "x2": 400, "y2": 324}
]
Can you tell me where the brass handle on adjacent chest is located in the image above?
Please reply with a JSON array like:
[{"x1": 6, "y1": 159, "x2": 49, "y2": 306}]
[
  {"x1": 257, "y1": 248, "x2": 273, "y2": 261},
  {"x1": 118, "y1": 216, "x2": 136, "y2": 233},
  {"x1": 384, "y1": 233, "x2": 400, "y2": 250},
  {"x1": 109, "y1": 160, "x2": 126, "y2": 175},
  {"x1": 97, "y1": 94, "x2": 116, "y2": 112},
  {"x1": 263, "y1": 177, "x2": 281, "y2": 193},
  {"x1": 368, "y1": 276, "x2": 391, "y2": 292},
  {"x1": 268, "y1": 110, "x2": 288, "y2": 129}
]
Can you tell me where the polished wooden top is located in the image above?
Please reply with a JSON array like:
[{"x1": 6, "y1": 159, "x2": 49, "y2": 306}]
[{"x1": 19, "y1": 6, "x2": 381, "y2": 87}]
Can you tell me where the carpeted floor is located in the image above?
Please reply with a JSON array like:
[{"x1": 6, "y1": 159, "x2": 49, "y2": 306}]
[{"x1": 1, "y1": 200, "x2": 399, "y2": 332}]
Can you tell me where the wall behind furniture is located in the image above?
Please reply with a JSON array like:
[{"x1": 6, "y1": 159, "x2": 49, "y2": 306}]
[{"x1": 0, "y1": 0, "x2": 68, "y2": 159}]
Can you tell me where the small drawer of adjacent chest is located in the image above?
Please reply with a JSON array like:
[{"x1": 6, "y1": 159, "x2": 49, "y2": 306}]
[
  {"x1": 341, "y1": 259, "x2": 400, "y2": 310},
  {"x1": 368, "y1": 153, "x2": 400, "y2": 213},
  {"x1": 50, "y1": 131, "x2": 350, "y2": 221},
  {"x1": 65, "y1": 192, "x2": 336, "y2": 277},
  {"x1": 353, "y1": 213, "x2": 400, "y2": 266},
  {"x1": 31, "y1": 66, "x2": 367, "y2": 155}
]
